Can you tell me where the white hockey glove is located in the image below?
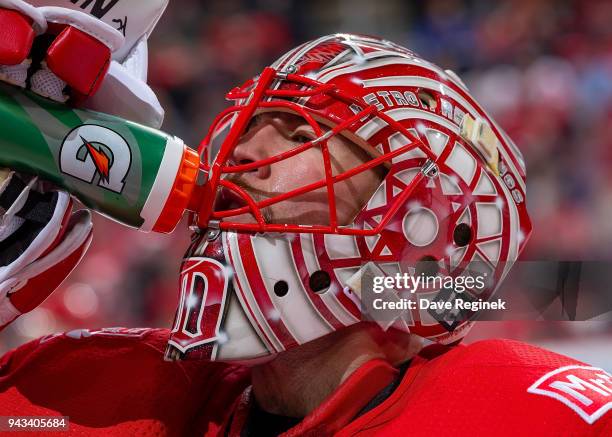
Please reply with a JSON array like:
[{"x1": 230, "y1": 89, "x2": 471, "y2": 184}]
[
  {"x1": 0, "y1": 171, "x2": 92, "y2": 330},
  {"x1": 0, "y1": 0, "x2": 168, "y2": 128},
  {"x1": 0, "y1": 0, "x2": 169, "y2": 330}
]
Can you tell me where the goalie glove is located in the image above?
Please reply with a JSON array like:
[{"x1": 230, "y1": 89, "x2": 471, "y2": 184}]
[
  {"x1": 0, "y1": 171, "x2": 93, "y2": 331},
  {"x1": 0, "y1": 0, "x2": 168, "y2": 128}
]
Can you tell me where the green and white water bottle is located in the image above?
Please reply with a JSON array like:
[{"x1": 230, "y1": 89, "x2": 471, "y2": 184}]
[{"x1": 0, "y1": 82, "x2": 200, "y2": 233}]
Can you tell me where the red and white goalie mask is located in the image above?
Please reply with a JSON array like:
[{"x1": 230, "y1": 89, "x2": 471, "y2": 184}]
[{"x1": 165, "y1": 34, "x2": 532, "y2": 363}]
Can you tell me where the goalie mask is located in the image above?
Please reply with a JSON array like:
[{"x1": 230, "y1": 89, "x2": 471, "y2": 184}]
[{"x1": 165, "y1": 34, "x2": 532, "y2": 363}]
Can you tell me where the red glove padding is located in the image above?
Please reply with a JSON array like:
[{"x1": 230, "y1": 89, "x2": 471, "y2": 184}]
[
  {"x1": 0, "y1": 0, "x2": 167, "y2": 127},
  {"x1": 41, "y1": 6, "x2": 123, "y2": 98},
  {"x1": 0, "y1": 1, "x2": 123, "y2": 100},
  {"x1": 0, "y1": 8, "x2": 34, "y2": 65},
  {"x1": 45, "y1": 24, "x2": 111, "y2": 97}
]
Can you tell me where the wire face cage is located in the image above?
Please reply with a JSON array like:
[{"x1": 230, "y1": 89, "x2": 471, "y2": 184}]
[{"x1": 196, "y1": 66, "x2": 437, "y2": 236}]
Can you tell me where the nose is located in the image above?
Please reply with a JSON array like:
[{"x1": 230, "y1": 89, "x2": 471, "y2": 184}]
[{"x1": 230, "y1": 124, "x2": 274, "y2": 179}]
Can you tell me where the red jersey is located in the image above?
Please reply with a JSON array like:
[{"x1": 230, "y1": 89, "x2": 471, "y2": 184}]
[{"x1": 0, "y1": 327, "x2": 610, "y2": 436}]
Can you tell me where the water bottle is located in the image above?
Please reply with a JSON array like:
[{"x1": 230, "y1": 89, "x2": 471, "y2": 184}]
[{"x1": 0, "y1": 82, "x2": 199, "y2": 233}]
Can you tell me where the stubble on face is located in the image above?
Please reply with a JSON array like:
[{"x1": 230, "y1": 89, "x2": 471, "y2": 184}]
[{"x1": 222, "y1": 175, "x2": 277, "y2": 223}]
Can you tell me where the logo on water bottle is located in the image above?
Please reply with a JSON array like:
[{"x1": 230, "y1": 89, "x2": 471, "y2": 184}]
[{"x1": 60, "y1": 124, "x2": 132, "y2": 193}]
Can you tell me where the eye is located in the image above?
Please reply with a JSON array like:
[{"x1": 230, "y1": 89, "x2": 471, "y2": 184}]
[
  {"x1": 245, "y1": 114, "x2": 263, "y2": 132},
  {"x1": 290, "y1": 127, "x2": 316, "y2": 144},
  {"x1": 291, "y1": 134, "x2": 312, "y2": 144}
]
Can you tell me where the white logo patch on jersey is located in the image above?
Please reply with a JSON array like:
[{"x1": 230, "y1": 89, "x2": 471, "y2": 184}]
[{"x1": 528, "y1": 365, "x2": 612, "y2": 424}]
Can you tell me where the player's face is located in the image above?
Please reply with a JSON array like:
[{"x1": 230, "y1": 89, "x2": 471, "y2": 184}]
[{"x1": 220, "y1": 112, "x2": 384, "y2": 225}]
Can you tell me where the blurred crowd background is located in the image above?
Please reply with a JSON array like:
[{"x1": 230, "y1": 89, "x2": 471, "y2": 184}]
[{"x1": 1, "y1": 0, "x2": 610, "y2": 369}]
